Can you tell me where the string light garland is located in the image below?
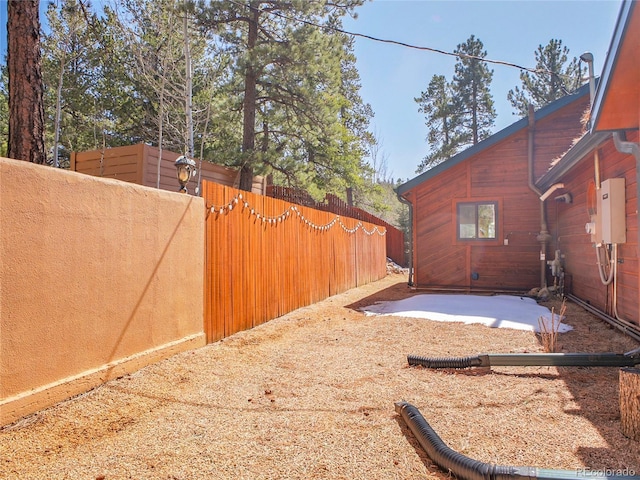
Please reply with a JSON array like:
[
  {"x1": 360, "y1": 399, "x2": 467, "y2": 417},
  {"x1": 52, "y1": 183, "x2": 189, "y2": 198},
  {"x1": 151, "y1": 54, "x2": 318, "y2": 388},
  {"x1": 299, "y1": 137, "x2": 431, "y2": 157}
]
[{"x1": 207, "y1": 193, "x2": 386, "y2": 236}]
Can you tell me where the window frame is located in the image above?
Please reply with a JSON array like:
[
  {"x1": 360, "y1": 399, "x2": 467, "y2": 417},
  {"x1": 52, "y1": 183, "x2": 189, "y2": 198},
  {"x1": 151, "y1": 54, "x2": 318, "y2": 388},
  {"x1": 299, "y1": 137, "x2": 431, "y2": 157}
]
[{"x1": 453, "y1": 198, "x2": 502, "y2": 245}]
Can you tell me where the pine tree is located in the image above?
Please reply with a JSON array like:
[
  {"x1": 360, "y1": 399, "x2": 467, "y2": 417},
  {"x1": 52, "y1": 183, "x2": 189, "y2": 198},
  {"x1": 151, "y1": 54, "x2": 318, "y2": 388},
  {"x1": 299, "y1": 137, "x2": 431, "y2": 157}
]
[
  {"x1": 414, "y1": 74, "x2": 462, "y2": 173},
  {"x1": 193, "y1": 0, "x2": 365, "y2": 192},
  {"x1": 452, "y1": 35, "x2": 495, "y2": 148},
  {"x1": 508, "y1": 39, "x2": 584, "y2": 117}
]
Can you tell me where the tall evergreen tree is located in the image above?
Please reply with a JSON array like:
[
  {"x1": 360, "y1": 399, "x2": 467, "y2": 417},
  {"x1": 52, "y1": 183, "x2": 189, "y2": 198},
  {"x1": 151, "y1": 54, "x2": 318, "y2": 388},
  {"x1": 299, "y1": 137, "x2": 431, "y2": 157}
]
[
  {"x1": 193, "y1": 0, "x2": 365, "y2": 192},
  {"x1": 414, "y1": 74, "x2": 462, "y2": 173},
  {"x1": 452, "y1": 35, "x2": 495, "y2": 147},
  {"x1": 508, "y1": 39, "x2": 584, "y2": 116}
]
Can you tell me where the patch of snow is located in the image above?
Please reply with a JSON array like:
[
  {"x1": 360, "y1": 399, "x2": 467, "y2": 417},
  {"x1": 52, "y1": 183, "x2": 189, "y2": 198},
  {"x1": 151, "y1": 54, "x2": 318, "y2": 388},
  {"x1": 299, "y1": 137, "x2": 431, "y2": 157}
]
[{"x1": 361, "y1": 294, "x2": 572, "y2": 333}]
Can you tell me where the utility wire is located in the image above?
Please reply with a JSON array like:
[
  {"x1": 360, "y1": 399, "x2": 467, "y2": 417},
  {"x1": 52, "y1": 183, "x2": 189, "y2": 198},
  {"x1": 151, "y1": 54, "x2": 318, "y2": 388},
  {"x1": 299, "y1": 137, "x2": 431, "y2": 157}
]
[{"x1": 227, "y1": 0, "x2": 566, "y2": 79}]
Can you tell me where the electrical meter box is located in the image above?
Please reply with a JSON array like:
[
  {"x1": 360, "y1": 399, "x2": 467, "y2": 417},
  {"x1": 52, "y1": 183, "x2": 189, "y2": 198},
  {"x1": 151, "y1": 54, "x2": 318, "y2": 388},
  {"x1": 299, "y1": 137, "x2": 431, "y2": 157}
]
[{"x1": 598, "y1": 177, "x2": 626, "y2": 244}]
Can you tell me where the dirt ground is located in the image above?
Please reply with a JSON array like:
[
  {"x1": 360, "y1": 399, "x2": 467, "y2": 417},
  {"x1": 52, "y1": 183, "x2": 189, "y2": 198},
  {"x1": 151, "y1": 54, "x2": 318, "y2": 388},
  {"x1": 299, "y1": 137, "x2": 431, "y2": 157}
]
[{"x1": 2, "y1": 272, "x2": 640, "y2": 480}]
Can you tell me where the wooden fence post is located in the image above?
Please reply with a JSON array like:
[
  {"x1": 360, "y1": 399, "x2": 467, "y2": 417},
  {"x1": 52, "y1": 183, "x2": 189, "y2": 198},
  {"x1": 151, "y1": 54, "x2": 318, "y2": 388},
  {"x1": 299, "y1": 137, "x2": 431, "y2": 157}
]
[{"x1": 620, "y1": 367, "x2": 640, "y2": 440}]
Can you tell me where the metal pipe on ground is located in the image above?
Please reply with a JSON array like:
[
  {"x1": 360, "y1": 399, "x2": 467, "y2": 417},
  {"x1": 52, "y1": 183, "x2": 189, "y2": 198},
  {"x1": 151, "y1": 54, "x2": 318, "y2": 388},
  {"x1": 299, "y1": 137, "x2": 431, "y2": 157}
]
[
  {"x1": 395, "y1": 401, "x2": 640, "y2": 480},
  {"x1": 566, "y1": 294, "x2": 640, "y2": 343},
  {"x1": 407, "y1": 351, "x2": 640, "y2": 369}
]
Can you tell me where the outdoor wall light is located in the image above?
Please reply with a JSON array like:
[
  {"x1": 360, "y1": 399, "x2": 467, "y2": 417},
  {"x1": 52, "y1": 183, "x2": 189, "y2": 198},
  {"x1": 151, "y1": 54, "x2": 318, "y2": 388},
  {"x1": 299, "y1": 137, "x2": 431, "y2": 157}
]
[{"x1": 175, "y1": 155, "x2": 197, "y2": 193}]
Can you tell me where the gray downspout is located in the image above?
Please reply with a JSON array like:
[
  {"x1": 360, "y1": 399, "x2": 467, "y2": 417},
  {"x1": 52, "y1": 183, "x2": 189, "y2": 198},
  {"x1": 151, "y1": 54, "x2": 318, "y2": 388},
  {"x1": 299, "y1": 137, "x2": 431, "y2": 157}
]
[
  {"x1": 527, "y1": 105, "x2": 551, "y2": 289},
  {"x1": 396, "y1": 194, "x2": 414, "y2": 286}
]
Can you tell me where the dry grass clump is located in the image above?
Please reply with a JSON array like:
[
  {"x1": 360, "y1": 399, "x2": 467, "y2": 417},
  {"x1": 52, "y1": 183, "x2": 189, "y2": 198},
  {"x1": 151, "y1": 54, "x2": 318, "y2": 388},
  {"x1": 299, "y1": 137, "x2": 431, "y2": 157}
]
[
  {"x1": 1, "y1": 274, "x2": 639, "y2": 479},
  {"x1": 538, "y1": 299, "x2": 567, "y2": 352}
]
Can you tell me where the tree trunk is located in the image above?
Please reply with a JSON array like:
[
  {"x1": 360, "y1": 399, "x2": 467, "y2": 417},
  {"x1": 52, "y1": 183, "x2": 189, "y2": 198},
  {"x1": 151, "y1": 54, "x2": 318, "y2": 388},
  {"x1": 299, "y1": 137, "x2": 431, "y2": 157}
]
[
  {"x1": 7, "y1": 0, "x2": 46, "y2": 164},
  {"x1": 620, "y1": 367, "x2": 640, "y2": 441},
  {"x1": 239, "y1": 2, "x2": 259, "y2": 192}
]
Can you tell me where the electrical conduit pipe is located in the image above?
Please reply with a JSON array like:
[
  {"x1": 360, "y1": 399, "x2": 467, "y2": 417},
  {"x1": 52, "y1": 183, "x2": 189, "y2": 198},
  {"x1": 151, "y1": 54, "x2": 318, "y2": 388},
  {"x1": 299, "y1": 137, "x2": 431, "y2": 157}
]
[{"x1": 395, "y1": 401, "x2": 640, "y2": 480}]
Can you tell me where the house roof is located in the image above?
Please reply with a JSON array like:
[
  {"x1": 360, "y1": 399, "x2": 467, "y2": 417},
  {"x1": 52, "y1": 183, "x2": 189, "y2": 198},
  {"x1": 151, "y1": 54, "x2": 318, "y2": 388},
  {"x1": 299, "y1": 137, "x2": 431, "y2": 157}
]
[
  {"x1": 535, "y1": 131, "x2": 610, "y2": 191},
  {"x1": 590, "y1": 0, "x2": 639, "y2": 132},
  {"x1": 537, "y1": 0, "x2": 638, "y2": 190},
  {"x1": 396, "y1": 83, "x2": 591, "y2": 197}
]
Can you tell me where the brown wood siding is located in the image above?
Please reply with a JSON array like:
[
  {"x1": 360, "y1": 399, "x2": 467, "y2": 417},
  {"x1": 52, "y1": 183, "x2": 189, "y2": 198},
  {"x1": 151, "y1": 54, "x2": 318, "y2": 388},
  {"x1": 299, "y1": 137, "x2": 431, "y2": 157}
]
[
  {"x1": 412, "y1": 130, "x2": 543, "y2": 290},
  {"x1": 551, "y1": 130, "x2": 639, "y2": 326},
  {"x1": 412, "y1": 162, "x2": 467, "y2": 287},
  {"x1": 408, "y1": 95, "x2": 590, "y2": 291},
  {"x1": 533, "y1": 97, "x2": 590, "y2": 181}
]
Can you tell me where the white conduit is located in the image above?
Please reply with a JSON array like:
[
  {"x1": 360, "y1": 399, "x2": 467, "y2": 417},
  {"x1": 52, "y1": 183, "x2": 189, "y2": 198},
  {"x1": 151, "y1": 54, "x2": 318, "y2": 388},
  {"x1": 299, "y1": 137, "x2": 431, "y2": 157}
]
[
  {"x1": 598, "y1": 243, "x2": 625, "y2": 323},
  {"x1": 611, "y1": 244, "x2": 623, "y2": 321},
  {"x1": 596, "y1": 244, "x2": 615, "y2": 286}
]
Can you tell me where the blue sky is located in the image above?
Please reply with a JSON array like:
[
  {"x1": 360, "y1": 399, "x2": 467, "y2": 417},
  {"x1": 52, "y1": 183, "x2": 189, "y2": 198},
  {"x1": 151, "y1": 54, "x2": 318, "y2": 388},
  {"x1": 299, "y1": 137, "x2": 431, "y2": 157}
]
[
  {"x1": 342, "y1": 0, "x2": 623, "y2": 182},
  {"x1": 1, "y1": 1, "x2": 622, "y2": 183}
]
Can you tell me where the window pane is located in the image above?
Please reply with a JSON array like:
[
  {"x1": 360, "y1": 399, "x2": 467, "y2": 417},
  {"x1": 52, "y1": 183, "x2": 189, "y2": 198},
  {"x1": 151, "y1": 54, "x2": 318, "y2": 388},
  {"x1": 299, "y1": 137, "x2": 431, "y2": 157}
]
[
  {"x1": 477, "y1": 204, "x2": 496, "y2": 238},
  {"x1": 459, "y1": 204, "x2": 477, "y2": 239},
  {"x1": 457, "y1": 202, "x2": 497, "y2": 240}
]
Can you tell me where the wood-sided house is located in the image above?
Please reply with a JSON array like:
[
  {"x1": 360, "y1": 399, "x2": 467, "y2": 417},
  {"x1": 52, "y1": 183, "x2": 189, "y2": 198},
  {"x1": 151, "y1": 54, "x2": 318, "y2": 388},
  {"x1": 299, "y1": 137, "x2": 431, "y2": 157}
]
[
  {"x1": 396, "y1": 0, "x2": 640, "y2": 332},
  {"x1": 396, "y1": 83, "x2": 591, "y2": 293},
  {"x1": 536, "y1": 0, "x2": 639, "y2": 331}
]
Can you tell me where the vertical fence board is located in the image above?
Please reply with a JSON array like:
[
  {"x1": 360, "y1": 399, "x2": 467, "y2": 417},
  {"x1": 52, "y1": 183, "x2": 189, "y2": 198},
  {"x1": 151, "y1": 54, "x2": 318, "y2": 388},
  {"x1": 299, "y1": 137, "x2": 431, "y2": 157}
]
[{"x1": 203, "y1": 181, "x2": 388, "y2": 343}]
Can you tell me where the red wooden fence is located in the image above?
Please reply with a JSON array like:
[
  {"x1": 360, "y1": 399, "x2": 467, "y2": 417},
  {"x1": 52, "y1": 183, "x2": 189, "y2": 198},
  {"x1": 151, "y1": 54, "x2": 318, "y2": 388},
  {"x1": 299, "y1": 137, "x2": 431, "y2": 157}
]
[{"x1": 203, "y1": 181, "x2": 388, "y2": 343}]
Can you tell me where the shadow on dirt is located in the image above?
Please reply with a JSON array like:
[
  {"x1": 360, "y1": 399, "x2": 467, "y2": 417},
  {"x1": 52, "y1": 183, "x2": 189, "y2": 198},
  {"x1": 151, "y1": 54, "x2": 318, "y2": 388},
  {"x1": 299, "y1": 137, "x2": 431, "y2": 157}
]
[{"x1": 345, "y1": 278, "x2": 416, "y2": 312}]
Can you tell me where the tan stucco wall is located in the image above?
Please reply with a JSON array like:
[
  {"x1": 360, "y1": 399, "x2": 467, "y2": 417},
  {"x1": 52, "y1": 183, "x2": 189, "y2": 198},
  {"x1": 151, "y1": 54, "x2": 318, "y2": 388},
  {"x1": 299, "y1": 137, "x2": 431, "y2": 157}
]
[{"x1": 1, "y1": 157, "x2": 206, "y2": 425}]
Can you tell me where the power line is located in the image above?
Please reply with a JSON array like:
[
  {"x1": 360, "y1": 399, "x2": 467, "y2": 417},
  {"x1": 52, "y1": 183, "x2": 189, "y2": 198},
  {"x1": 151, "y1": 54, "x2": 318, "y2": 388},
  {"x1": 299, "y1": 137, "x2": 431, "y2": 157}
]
[{"x1": 227, "y1": 0, "x2": 564, "y2": 79}]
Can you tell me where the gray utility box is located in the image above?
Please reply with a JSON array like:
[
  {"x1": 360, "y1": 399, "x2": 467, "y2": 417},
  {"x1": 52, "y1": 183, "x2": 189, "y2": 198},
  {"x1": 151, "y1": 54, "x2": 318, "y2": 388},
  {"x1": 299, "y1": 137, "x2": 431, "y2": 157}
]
[{"x1": 598, "y1": 177, "x2": 626, "y2": 245}]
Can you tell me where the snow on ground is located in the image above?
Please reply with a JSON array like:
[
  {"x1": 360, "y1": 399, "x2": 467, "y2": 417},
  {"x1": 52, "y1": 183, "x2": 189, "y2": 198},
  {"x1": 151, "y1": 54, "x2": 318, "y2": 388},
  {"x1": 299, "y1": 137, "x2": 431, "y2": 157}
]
[{"x1": 362, "y1": 294, "x2": 572, "y2": 333}]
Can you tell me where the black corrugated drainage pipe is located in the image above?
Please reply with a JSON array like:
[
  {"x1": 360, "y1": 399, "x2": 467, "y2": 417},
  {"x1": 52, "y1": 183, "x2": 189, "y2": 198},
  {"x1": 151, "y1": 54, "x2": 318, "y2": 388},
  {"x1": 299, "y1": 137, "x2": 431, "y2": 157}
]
[
  {"x1": 407, "y1": 348, "x2": 640, "y2": 369},
  {"x1": 395, "y1": 401, "x2": 640, "y2": 480}
]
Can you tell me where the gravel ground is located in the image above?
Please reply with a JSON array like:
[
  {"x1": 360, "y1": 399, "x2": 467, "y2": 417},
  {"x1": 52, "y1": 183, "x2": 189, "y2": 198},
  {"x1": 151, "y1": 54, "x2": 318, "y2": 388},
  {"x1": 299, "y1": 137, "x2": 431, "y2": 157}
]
[{"x1": 2, "y1": 273, "x2": 639, "y2": 480}]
